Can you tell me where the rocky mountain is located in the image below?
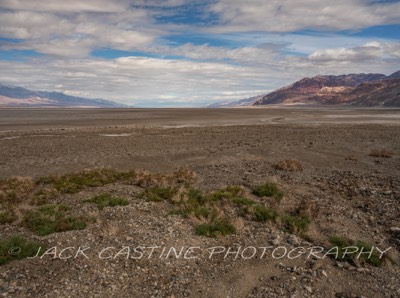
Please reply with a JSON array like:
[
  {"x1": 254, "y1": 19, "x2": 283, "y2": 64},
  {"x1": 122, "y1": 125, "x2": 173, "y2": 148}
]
[
  {"x1": 0, "y1": 84, "x2": 127, "y2": 108},
  {"x1": 253, "y1": 71, "x2": 400, "y2": 107},
  {"x1": 207, "y1": 94, "x2": 264, "y2": 108}
]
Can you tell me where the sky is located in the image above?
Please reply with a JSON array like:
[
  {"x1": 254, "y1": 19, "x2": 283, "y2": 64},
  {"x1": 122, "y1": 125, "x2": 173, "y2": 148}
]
[{"x1": 0, "y1": 0, "x2": 400, "y2": 107}]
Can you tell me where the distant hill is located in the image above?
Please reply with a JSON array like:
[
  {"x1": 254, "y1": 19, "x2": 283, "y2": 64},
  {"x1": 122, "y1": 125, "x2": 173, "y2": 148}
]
[
  {"x1": 0, "y1": 84, "x2": 127, "y2": 108},
  {"x1": 207, "y1": 95, "x2": 264, "y2": 108},
  {"x1": 253, "y1": 71, "x2": 400, "y2": 107}
]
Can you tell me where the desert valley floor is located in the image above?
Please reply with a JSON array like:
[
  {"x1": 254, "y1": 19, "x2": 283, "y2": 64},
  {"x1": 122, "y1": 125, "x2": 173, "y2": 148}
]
[{"x1": 0, "y1": 107, "x2": 399, "y2": 297}]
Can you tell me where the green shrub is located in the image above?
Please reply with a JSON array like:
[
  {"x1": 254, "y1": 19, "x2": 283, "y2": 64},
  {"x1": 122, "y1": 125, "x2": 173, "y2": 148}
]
[
  {"x1": 23, "y1": 204, "x2": 87, "y2": 236},
  {"x1": 84, "y1": 193, "x2": 129, "y2": 209},
  {"x1": 0, "y1": 236, "x2": 46, "y2": 266},
  {"x1": 329, "y1": 236, "x2": 383, "y2": 267},
  {"x1": 32, "y1": 188, "x2": 57, "y2": 205},
  {"x1": 139, "y1": 186, "x2": 178, "y2": 202},
  {"x1": 284, "y1": 214, "x2": 310, "y2": 234},
  {"x1": 38, "y1": 169, "x2": 135, "y2": 194},
  {"x1": 195, "y1": 217, "x2": 236, "y2": 238},
  {"x1": 0, "y1": 209, "x2": 16, "y2": 224},
  {"x1": 253, "y1": 205, "x2": 278, "y2": 222},
  {"x1": 252, "y1": 183, "x2": 283, "y2": 200},
  {"x1": 210, "y1": 186, "x2": 244, "y2": 201}
]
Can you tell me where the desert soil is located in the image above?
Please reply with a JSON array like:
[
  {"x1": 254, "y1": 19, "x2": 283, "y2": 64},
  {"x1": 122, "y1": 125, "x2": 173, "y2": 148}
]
[{"x1": 0, "y1": 108, "x2": 399, "y2": 298}]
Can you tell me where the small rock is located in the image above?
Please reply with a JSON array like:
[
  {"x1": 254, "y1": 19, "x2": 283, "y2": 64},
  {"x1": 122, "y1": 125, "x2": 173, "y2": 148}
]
[{"x1": 305, "y1": 286, "x2": 312, "y2": 293}]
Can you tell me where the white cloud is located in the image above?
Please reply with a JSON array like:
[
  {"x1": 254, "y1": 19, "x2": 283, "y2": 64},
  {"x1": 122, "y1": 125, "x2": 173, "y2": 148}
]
[
  {"x1": 0, "y1": 0, "x2": 130, "y2": 13},
  {"x1": 0, "y1": 3, "x2": 161, "y2": 57},
  {"x1": 0, "y1": 0, "x2": 399, "y2": 106},
  {"x1": 309, "y1": 41, "x2": 400, "y2": 61},
  {"x1": 209, "y1": 0, "x2": 400, "y2": 32}
]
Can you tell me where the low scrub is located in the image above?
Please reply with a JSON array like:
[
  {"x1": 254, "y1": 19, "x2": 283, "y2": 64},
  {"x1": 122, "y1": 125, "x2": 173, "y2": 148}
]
[
  {"x1": 0, "y1": 177, "x2": 35, "y2": 205},
  {"x1": 369, "y1": 148, "x2": 394, "y2": 158},
  {"x1": 195, "y1": 217, "x2": 236, "y2": 238},
  {"x1": 0, "y1": 236, "x2": 45, "y2": 266},
  {"x1": 0, "y1": 209, "x2": 16, "y2": 224},
  {"x1": 84, "y1": 193, "x2": 129, "y2": 209},
  {"x1": 31, "y1": 188, "x2": 57, "y2": 206},
  {"x1": 284, "y1": 214, "x2": 310, "y2": 234},
  {"x1": 273, "y1": 159, "x2": 303, "y2": 172},
  {"x1": 37, "y1": 168, "x2": 136, "y2": 194},
  {"x1": 252, "y1": 183, "x2": 284, "y2": 201},
  {"x1": 23, "y1": 204, "x2": 87, "y2": 236},
  {"x1": 329, "y1": 235, "x2": 383, "y2": 267},
  {"x1": 253, "y1": 205, "x2": 278, "y2": 222},
  {"x1": 209, "y1": 185, "x2": 244, "y2": 201},
  {"x1": 139, "y1": 186, "x2": 178, "y2": 202}
]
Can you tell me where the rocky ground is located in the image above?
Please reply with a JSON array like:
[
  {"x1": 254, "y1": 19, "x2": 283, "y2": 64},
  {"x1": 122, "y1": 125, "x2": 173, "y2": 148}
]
[{"x1": 0, "y1": 109, "x2": 399, "y2": 297}]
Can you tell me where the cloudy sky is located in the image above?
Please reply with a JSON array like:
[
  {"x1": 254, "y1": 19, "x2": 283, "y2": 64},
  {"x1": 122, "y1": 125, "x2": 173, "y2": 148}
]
[{"x1": 0, "y1": 0, "x2": 400, "y2": 107}]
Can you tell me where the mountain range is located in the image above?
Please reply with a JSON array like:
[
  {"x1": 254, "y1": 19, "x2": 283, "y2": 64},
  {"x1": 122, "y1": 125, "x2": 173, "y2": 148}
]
[
  {"x1": 0, "y1": 84, "x2": 127, "y2": 108},
  {"x1": 253, "y1": 71, "x2": 400, "y2": 107}
]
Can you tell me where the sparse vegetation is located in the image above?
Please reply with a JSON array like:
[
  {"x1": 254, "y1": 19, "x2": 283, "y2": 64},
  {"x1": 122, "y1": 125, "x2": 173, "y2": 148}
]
[
  {"x1": 252, "y1": 183, "x2": 283, "y2": 201},
  {"x1": 139, "y1": 186, "x2": 178, "y2": 202},
  {"x1": 345, "y1": 155, "x2": 358, "y2": 161},
  {"x1": 209, "y1": 185, "x2": 244, "y2": 201},
  {"x1": 273, "y1": 159, "x2": 303, "y2": 171},
  {"x1": 253, "y1": 205, "x2": 278, "y2": 222},
  {"x1": 23, "y1": 204, "x2": 87, "y2": 236},
  {"x1": 329, "y1": 235, "x2": 383, "y2": 267},
  {"x1": 195, "y1": 217, "x2": 236, "y2": 238},
  {"x1": 231, "y1": 196, "x2": 256, "y2": 206},
  {"x1": 0, "y1": 177, "x2": 35, "y2": 204},
  {"x1": 0, "y1": 209, "x2": 16, "y2": 224},
  {"x1": 284, "y1": 213, "x2": 310, "y2": 234},
  {"x1": 84, "y1": 193, "x2": 129, "y2": 209},
  {"x1": 32, "y1": 188, "x2": 57, "y2": 205},
  {"x1": 0, "y1": 236, "x2": 45, "y2": 266},
  {"x1": 37, "y1": 168, "x2": 136, "y2": 194},
  {"x1": 369, "y1": 148, "x2": 394, "y2": 158}
]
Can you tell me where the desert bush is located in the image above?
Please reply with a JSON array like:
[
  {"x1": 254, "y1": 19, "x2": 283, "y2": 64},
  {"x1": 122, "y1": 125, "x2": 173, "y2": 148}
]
[
  {"x1": 0, "y1": 177, "x2": 35, "y2": 204},
  {"x1": 173, "y1": 167, "x2": 197, "y2": 184},
  {"x1": 195, "y1": 217, "x2": 236, "y2": 238},
  {"x1": 31, "y1": 188, "x2": 58, "y2": 205},
  {"x1": 209, "y1": 185, "x2": 244, "y2": 201},
  {"x1": 369, "y1": 149, "x2": 394, "y2": 158},
  {"x1": 284, "y1": 214, "x2": 310, "y2": 234},
  {"x1": 252, "y1": 183, "x2": 283, "y2": 201},
  {"x1": 345, "y1": 155, "x2": 358, "y2": 161},
  {"x1": 23, "y1": 204, "x2": 87, "y2": 236},
  {"x1": 0, "y1": 209, "x2": 16, "y2": 224},
  {"x1": 273, "y1": 159, "x2": 303, "y2": 171},
  {"x1": 139, "y1": 186, "x2": 179, "y2": 202},
  {"x1": 253, "y1": 205, "x2": 278, "y2": 222},
  {"x1": 0, "y1": 236, "x2": 45, "y2": 266},
  {"x1": 329, "y1": 235, "x2": 383, "y2": 267},
  {"x1": 37, "y1": 168, "x2": 136, "y2": 194},
  {"x1": 84, "y1": 193, "x2": 129, "y2": 209}
]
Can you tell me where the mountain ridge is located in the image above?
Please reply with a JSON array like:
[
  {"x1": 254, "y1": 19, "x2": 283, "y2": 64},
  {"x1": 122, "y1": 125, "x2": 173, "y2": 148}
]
[
  {"x1": 0, "y1": 84, "x2": 127, "y2": 108},
  {"x1": 253, "y1": 71, "x2": 400, "y2": 107}
]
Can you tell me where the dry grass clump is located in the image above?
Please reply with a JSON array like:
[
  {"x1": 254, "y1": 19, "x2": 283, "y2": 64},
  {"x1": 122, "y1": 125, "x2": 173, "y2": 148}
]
[
  {"x1": 133, "y1": 167, "x2": 197, "y2": 188},
  {"x1": 36, "y1": 168, "x2": 136, "y2": 194},
  {"x1": 345, "y1": 155, "x2": 358, "y2": 161},
  {"x1": 273, "y1": 159, "x2": 303, "y2": 172},
  {"x1": 368, "y1": 148, "x2": 394, "y2": 158},
  {"x1": 0, "y1": 177, "x2": 35, "y2": 205}
]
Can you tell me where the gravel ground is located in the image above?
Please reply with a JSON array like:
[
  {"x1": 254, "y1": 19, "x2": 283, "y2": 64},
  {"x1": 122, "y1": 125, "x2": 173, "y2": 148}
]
[{"x1": 0, "y1": 109, "x2": 399, "y2": 297}]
